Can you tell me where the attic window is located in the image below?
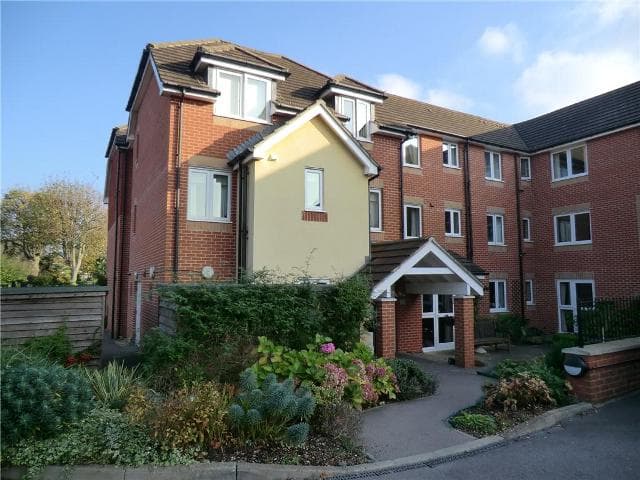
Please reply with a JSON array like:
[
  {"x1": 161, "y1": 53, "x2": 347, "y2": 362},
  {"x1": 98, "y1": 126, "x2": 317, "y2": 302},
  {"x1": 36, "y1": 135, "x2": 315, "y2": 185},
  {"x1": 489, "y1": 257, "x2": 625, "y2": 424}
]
[
  {"x1": 214, "y1": 69, "x2": 271, "y2": 122},
  {"x1": 335, "y1": 96, "x2": 371, "y2": 140}
]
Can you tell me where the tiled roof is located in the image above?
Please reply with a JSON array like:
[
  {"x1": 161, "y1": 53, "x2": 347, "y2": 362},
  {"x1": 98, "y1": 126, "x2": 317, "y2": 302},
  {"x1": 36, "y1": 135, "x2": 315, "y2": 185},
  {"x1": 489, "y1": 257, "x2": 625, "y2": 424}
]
[
  {"x1": 130, "y1": 38, "x2": 640, "y2": 153},
  {"x1": 104, "y1": 125, "x2": 129, "y2": 157},
  {"x1": 226, "y1": 123, "x2": 280, "y2": 163}
]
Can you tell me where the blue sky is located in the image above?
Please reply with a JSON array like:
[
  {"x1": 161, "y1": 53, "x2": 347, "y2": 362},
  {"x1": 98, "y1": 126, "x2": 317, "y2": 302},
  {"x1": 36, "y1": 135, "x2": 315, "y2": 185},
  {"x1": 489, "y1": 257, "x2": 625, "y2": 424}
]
[{"x1": 2, "y1": 1, "x2": 639, "y2": 192}]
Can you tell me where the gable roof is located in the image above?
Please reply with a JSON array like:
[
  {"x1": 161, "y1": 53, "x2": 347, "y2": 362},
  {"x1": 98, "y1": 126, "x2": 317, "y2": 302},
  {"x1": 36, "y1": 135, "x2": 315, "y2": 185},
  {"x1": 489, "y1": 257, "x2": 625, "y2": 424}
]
[
  {"x1": 126, "y1": 38, "x2": 640, "y2": 153},
  {"x1": 227, "y1": 101, "x2": 379, "y2": 176}
]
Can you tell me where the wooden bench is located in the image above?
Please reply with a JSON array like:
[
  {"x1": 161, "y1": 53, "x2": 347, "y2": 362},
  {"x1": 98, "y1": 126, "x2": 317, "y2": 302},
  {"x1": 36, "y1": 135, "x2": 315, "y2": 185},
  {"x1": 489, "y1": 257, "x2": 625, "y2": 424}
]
[{"x1": 474, "y1": 317, "x2": 511, "y2": 351}]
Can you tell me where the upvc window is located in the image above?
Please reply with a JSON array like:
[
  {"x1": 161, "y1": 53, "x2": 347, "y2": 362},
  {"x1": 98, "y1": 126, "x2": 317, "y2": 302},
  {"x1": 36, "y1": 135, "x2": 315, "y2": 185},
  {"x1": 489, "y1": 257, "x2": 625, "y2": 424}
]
[
  {"x1": 554, "y1": 211, "x2": 591, "y2": 245},
  {"x1": 402, "y1": 137, "x2": 420, "y2": 167},
  {"x1": 404, "y1": 204, "x2": 422, "y2": 239},
  {"x1": 522, "y1": 217, "x2": 532, "y2": 242},
  {"x1": 187, "y1": 168, "x2": 231, "y2": 222},
  {"x1": 214, "y1": 69, "x2": 270, "y2": 122},
  {"x1": 520, "y1": 157, "x2": 531, "y2": 180},
  {"x1": 442, "y1": 142, "x2": 459, "y2": 168},
  {"x1": 335, "y1": 96, "x2": 371, "y2": 140},
  {"x1": 489, "y1": 280, "x2": 508, "y2": 312},
  {"x1": 484, "y1": 151, "x2": 502, "y2": 181},
  {"x1": 487, "y1": 214, "x2": 505, "y2": 245},
  {"x1": 557, "y1": 280, "x2": 595, "y2": 332},
  {"x1": 369, "y1": 188, "x2": 382, "y2": 232},
  {"x1": 525, "y1": 280, "x2": 534, "y2": 305},
  {"x1": 551, "y1": 145, "x2": 587, "y2": 181},
  {"x1": 444, "y1": 209, "x2": 461, "y2": 237},
  {"x1": 304, "y1": 168, "x2": 323, "y2": 211}
]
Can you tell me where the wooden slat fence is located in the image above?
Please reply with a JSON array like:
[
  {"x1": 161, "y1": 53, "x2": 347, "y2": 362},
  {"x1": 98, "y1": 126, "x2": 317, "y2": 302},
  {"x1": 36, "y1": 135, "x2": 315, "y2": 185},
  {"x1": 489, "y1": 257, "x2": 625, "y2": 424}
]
[{"x1": 1, "y1": 286, "x2": 108, "y2": 352}]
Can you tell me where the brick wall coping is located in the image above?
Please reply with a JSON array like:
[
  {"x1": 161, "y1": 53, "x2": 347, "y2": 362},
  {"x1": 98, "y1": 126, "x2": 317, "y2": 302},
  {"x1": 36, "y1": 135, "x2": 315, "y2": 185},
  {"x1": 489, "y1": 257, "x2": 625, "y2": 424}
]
[{"x1": 563, "y1": 337, "x2": 640, "y2": 357}]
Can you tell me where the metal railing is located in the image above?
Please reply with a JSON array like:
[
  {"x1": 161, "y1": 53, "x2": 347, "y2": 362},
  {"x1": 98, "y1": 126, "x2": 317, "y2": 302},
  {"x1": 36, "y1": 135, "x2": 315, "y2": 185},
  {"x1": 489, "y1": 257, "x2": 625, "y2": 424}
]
[{"x1": 577, "y1": 296, "x2": 640, "y2": 346}]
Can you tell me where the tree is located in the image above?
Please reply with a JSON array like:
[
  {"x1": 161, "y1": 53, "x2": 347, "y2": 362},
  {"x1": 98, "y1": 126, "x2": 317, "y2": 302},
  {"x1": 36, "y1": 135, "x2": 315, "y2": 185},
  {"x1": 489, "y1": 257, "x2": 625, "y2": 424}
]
[
  {"x1": 41, "y1": 180, "x2": 107, "y2": 285},
  {"x1": 0, "y1": 189, "x2": 53, "y2": 275}
]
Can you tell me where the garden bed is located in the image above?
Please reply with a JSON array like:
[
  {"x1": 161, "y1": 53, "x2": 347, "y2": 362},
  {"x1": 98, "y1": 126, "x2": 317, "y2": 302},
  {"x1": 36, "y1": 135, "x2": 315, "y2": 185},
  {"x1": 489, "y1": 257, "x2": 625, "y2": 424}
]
[{"x1": 450, "y1": 404, "x2": 550, "y2": 437}]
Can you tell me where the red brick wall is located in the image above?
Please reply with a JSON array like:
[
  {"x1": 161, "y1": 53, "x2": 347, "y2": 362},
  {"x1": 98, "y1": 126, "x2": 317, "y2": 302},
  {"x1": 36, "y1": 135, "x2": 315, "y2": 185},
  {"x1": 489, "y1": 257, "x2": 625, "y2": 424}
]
[
  {"x1": 396, "y1": 293, "x2": 422, "y2": 352},
  {"x1": 567, "y1": 346, "x2": 640, "y2": 403},
  {"x1": 375, "y1": 298, "x2": 397, "y2": 358}
]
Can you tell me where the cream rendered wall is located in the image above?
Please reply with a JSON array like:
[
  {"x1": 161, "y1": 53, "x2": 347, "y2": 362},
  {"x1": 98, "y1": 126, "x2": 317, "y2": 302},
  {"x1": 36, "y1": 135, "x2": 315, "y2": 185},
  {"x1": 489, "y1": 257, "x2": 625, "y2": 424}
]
[{"x1": 248, "y1": 116, "x2": 370, "y2": 279}]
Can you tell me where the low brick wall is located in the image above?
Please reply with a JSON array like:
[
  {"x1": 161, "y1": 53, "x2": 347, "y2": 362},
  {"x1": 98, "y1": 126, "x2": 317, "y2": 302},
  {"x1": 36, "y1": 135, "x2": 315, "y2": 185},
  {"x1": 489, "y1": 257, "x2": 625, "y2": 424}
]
[{"x1": 563, "y1": 337, "x2": 640, "y2": 404}]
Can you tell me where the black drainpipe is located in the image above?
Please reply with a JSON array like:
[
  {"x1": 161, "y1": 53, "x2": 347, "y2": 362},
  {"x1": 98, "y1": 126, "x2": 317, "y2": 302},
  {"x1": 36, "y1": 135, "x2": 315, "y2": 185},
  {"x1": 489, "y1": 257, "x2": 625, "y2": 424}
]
[
  {"x1": 398, "y1": 138, "x2": 405, "y2": 239},
  {"x1": 514, "y1": 154, "x2": 526, "y2": 317},
  {"x1": 110, "y1": 148, "x2": 122, "y2": 339},
  {"x1": 237, "y1": 164, "x2": 249, "y2": 279},
  {"x1": 463, "y1": 139, "x2": 474, "y2": 260},
  {"x1": 173, "y1": 90, "x2": 185, "y2": 281}
]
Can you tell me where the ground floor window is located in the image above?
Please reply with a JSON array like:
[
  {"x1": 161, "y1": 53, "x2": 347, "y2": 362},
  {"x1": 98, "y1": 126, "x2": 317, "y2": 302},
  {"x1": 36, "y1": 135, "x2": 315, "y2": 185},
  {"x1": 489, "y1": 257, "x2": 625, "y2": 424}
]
[
  {"x1": 489, "y1": 280, "x2": 507, "y2": 312},
  {"x1": 525, "y1": 280, "x2": 534, "y2": 305},
  {"x1": 557, "y1": 280, "x2": 595, "y2": 332},
  {"x1": 422, "y1": 294, "x2": 454, "y2": 350}
]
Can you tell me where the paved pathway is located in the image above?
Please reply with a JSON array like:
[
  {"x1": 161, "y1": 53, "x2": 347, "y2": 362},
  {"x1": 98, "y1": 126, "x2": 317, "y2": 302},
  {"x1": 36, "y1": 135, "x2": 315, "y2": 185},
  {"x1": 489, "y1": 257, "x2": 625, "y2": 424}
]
[
  {"x1": 348, "y1": 393, "x2": 640, "y2": 479},
  {"x1": 360, "y1": 355, "x2": 489, "y2": 460}
]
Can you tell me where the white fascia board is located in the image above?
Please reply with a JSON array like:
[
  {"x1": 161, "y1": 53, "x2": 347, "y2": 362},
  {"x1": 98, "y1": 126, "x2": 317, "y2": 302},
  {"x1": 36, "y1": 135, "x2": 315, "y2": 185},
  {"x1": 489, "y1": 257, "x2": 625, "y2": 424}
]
[
  {"x1": 323, "y1": 86, "x2": 384, "y2": 104},
  {"x1": 196, "y1": 57, "x2": 287, "y2": 81},
  {"x1": 252, "y1": 102, "x2": 379, "y2": 176}
]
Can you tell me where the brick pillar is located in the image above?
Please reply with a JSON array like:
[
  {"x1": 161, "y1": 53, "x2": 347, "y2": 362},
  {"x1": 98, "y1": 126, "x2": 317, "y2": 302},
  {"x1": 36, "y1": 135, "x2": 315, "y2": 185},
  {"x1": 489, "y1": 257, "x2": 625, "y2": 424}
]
[
  {"x1": 375, "y1": 298, "x2": 397, "y2": 358},
  {"x1": 454, "y1": 295, "x2": 475, "y2": 368}
]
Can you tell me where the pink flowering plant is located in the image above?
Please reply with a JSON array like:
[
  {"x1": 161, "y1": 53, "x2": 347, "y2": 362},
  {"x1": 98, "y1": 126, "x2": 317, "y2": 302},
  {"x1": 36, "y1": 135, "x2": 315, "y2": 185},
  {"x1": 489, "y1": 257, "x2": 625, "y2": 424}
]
[{"x1": 252, "y1": 335, "x2": 398, "y2": 409}]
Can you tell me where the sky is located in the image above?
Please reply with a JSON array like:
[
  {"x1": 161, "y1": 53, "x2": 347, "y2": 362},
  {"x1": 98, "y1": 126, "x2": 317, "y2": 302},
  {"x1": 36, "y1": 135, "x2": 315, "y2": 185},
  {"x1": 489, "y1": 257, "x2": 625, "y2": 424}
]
[{"x1": 2, "y1": 1, "x2": 639, "y2": 192}]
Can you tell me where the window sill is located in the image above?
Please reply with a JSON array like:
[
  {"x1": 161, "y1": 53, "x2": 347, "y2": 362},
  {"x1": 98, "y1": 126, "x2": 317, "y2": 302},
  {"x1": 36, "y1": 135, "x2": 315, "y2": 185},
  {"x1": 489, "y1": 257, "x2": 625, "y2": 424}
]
[
  {"x1": 484, "y1": 177, "x2": 504, "y2": 183},
  {"x1": 521, "y1": 177, "x2": 531, "y2": 182},
  {"x1": 186, "y1": 218, "x2": 232, "y2": 224},
  {"x1": 443, "y1": 164, "x2": 461, "y2": 170},
  {"x1": 488, "y1": 242, "x2": 506, "y2": 247},
  {"x1": 551, "y1": 173, "x2": 588, "y2": 183},
  {"x1": 402, "y1": 163, "x2": 421, "y2": 169},
  {"x1": 489, "y1": 309, "x2": 509, "y2": 314},
  {"x1": 524, "y1": 239, "x2": 533, "y2": 243},
  {"x1": 301, "y1": 210, "x2": 328, "y2": 222},
  {"x1": 370, "y1": 228, "x2": 383, "y2": 233},
  {"x1": 445, "y1": 234, "x2": 463, "y2": 238},
  {"x1": 357, "y1": 137, "x2": 373, "y2": 144},
  {"x1": 554, "y1": 241, "x2": 592, "y2": 247},
  {"x1": 404, "y1": 235, "x2": 421, "y2": 240}
]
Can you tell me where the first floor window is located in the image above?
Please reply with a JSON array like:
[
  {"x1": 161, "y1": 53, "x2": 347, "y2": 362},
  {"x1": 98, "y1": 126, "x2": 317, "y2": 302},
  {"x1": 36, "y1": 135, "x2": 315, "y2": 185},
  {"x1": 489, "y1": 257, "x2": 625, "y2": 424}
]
[
  {"x1": 369, "y1": 189, "x2": 382, "y2": 231},
  {"x1": 484, "y1": 151, "x2": 502, "y2": 180},
  {"x1": 487, "y1": 214, "x2": 505, "y2": 245},
  {"x1": 404, "y1": 204, "x2": 422, "y2": 239},
  {"x1": 557, "y1": 280, "x2": 595, "y2": 332},
  {"x1": 304, "y1": 168, "x2": 323, "y2": 211},
  {"x1": 520, "y1": 157, "x2": 531, "y2": 180},
  {"x1": 442, "y1": 142, "x2": 459, "y2": 167},
  {"x1": 336, "y1": 96, "x2": 371, "y2": 140},
  {"x1": 187, "y1": 168, "x2": 230, "y2": 222},
  {"x1": 522, "y1": 217, "x2": 531, "y2": 241},
  {"x1": 555, "y1": 211, "x2": 591, "y2": 245},
  {"x1": 489, "y1": 280, "x2": 507, "y2": 312},
  {"x1": 552, "y1": 145, "x2": 587, "y2": 181},
  {"x1": 215, "y1": 70, "x2": 271, "y2": 122},
  {"x1": 402, "y1": 137, "x2": 420, "y2": 167},
  {"x1": 525, "y1": 280, "x2": 534, "y2": 305},
  {"x1": 444, "y1": 209, "x2": 461, "y2": 237}
]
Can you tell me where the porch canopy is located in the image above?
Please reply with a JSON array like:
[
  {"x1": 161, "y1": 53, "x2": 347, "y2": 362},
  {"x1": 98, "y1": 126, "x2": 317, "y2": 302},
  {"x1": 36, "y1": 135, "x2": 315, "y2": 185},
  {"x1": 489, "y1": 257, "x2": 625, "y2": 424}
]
[{"x1": 368, "y1": 237, "x2": 486, "y2": 300}]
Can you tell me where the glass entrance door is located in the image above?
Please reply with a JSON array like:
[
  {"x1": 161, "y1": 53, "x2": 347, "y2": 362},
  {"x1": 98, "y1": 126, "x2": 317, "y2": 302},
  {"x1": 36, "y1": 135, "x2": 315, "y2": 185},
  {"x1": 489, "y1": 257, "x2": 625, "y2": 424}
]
[{"x1": 422, "y1": 294, "x2": 455, "y2": 351}]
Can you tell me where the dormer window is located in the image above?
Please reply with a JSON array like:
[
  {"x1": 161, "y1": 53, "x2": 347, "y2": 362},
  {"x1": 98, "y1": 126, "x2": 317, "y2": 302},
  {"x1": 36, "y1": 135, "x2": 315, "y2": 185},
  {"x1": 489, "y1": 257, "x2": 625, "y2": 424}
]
[
  {"x1": 214, "y1": 69, "x2": 271, "y2": 122},
  {"x1": 335, "y1": 96, "x2": 371, "y2": 140}
]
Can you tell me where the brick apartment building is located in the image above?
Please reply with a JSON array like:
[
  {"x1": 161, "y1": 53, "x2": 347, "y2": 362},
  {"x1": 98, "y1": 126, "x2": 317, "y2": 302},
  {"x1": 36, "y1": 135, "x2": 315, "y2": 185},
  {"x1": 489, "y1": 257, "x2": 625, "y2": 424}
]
[{"x1": 105, "y1": 38, "x2": 640, "y2": 357}]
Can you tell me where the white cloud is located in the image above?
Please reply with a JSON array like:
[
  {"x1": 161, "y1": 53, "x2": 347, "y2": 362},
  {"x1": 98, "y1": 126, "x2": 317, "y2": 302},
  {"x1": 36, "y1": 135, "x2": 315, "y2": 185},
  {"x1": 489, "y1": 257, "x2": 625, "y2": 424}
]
[
  {"x1": 425, "y1": 89, "x2": 475, "y2": 111},
  {"x1": 376, "y1": 73, "x2": 474, "y2": 111},
  {"x1": 579, "y1": 0, "x2": 640, "y2": 27},
  {"x1": 376, "y1": 73, "x2": 422, "y2": 100},
  {"x1": 514, "y1": 49, "x2": 640, "y2": 113},
  {"x1": 477, "y1": 23, "x2": 525, "y2": 62}
]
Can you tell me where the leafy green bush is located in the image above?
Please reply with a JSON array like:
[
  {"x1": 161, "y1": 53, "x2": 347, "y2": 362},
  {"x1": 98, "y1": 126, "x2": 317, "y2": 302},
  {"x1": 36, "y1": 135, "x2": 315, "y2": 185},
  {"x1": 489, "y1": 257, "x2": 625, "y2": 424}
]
[
  {"x1": 484, "y1": 373, "x2": 556, "y2": 412},
  {"x1": 1, "y1": 362, "x2": 94, "y2": 443},
  {"x1": 495, "y1": 314, "x2": 527, "y2": 344},
  {"x1": 0, "y1": 254, "x2": 31, "y2": 286},
  {"x1": 494, "y1": 358, "x2": 572, "y2": 405},
  {"x1": 2, "y1": 408, "x2": 192, "y2": 474},
  {"x1": 311, "y1": 400, "x2": 362, "y2": 446},
  {"x1": 84, "y1": 362, "x2": 141, "y2": 410},
  {"x1": 450, "y1": 412, "x2": 497, "y2": 436},
  {"x1": 228, "y1": 370, "x2": 315, "y2": 445},
  {"x1": 388, "y1": 358, "x2": 437, "y2": 401},
  {"x1": 252, "y1": 335, "x2": 398, "y2": 409},
  {"x1": 22, "y1": 326, "x2": 72, "y2": 364},
  {"x1": 545, "y1": 333, "x2": 578, "y2": 371},
  {"x1": 126, "y1": 382, "x2": 231, "y2": 452}
]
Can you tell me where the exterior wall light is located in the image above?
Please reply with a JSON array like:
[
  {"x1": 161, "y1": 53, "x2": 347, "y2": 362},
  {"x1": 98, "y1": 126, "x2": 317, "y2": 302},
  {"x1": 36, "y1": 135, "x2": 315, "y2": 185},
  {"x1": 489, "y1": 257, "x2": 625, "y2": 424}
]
[{"x1": 563, "y1": 354, "x2": 588, "y2": 377}]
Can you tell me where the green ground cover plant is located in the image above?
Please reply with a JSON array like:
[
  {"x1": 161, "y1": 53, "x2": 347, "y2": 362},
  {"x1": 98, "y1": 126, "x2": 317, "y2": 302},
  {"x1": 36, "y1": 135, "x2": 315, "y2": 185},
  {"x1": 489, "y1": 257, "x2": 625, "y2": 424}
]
[
  {"x1": 449, "y1": 411, "x2": 497, "y2": 436},
  {"x1": 388, "y1": 358, "x2": 437, "y2": 400}
]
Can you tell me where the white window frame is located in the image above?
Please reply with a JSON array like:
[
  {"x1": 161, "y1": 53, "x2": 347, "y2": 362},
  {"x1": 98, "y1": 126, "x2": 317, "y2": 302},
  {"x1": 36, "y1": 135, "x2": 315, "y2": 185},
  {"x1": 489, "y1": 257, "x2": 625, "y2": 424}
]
[
  {"x1": 402, "y1": 137, "x2": 420, "y2": 168},
  {"x1": 213, "y1": 69, "x2": 271, "y2": 123},
  {"x1": 444, "y1": 208, "x2": 462, "y2": 237},
  {"x1": 304, "y1": 168, "x2": 324, "y2": 212},
  {"x1": 522, "y1": 217, "x2": 532, "y2": 242},
  {"x1": 550, "y1": 144, "x2": 588, "y2": 181},
  {"x1": 556, "y1": 279, "x2": 595, "y2": 333},
  {"x1": 487, "y1": 214, "x2": 505, "y2": 245},
  {"x1": 525, "y1": 279, "x2": 534, "y2": 305},
  {"x1": 554, "y1": 211, "x2": 592, "y2": 246},
  {"x1": 335, "y1": 96, "x2": 371, "y2": 140},
  {"x1": 520, "y1": 156, "x2": 531, "y2": 180},
  {"x1": 187, "y1": 167, "x2": 232, "y2": 223},
  {"x1": 489, "y1": 279, "x2": 508, "y2": 313},
  {"x1": 369, "y1": 188, "x2": 382, "y2": 232},
  {"x1": 484, "y1": 151, "x2": 502, "y2": 181},
  {"x1": 442, "y1": 142, "x2": 459, "y2": 168},
  {"x1": 404, "y1": 204, "x2": 422, "y2": 239}
]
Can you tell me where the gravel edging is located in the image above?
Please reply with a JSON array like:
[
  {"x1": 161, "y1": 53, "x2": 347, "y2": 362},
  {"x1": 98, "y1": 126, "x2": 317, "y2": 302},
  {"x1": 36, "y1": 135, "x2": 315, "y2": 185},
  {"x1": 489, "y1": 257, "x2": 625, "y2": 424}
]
[{"x1": 1, "y1": 402, "x2": 593, "y2": 480}]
